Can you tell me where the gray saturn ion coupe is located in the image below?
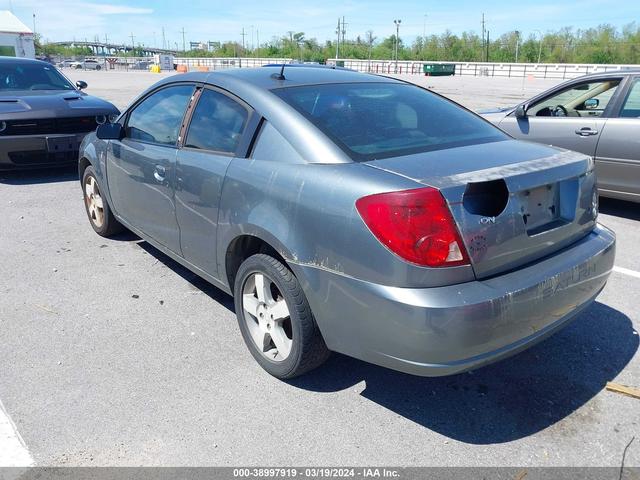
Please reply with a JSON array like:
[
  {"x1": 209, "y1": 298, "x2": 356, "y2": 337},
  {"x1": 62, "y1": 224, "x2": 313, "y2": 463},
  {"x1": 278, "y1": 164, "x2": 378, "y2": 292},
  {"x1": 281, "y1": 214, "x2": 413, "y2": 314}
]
[
  {"x1": 79, "y1": 66, "x2": 616, "y2": 379},
  {"x1": 0, "y1": 56, "x2": 118, "y2": 170}
]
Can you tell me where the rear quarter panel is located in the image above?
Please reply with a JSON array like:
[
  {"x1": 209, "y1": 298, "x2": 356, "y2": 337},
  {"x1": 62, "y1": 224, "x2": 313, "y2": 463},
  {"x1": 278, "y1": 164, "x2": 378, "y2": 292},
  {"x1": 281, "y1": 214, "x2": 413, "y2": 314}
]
[{"x1": 217, "y1": 158, "x2": 476, "y2": 290}]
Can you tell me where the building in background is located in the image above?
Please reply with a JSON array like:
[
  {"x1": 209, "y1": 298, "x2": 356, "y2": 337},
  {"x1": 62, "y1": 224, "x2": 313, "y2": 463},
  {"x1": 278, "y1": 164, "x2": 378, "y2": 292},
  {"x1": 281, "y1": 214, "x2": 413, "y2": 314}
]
[{"x1": 0, "y1": 11, "x2": 35, "y2": 58}]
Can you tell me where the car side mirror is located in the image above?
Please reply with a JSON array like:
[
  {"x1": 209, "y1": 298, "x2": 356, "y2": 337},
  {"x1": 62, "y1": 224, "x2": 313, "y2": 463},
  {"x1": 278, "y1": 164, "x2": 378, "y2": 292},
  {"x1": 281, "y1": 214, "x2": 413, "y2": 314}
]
[
  {"x1": 96, "y1": 122, "x2": 124, "y2": 140},
  {"x1": 515, "y1": 104, "x2": 528, "y2": 119},
  {"x1": 584, "y1": 98, "x2": 599, "y2": 109},
  {"x1": 76, "y1": 80, "x2": 88, "y2": 90}
]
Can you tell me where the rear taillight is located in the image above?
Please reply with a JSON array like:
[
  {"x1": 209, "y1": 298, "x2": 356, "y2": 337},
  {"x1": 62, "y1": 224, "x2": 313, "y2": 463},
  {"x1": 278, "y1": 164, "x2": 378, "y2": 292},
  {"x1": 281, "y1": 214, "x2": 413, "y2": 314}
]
[{"x1": 356, "y1": 187, "x2": 470, "y2": 268}]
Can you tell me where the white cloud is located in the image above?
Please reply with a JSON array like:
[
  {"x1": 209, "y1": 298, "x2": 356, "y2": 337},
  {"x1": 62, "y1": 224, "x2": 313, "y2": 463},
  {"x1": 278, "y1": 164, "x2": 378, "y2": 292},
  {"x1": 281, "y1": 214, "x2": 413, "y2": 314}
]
[{"x1": 83, "y1": 4, "x2": 153, "y2": 15}]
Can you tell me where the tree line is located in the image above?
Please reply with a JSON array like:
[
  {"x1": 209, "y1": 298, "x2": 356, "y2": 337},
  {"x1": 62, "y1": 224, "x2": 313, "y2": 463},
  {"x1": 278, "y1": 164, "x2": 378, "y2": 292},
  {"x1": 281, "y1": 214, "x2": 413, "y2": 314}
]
[{"x1": 38, "y1": 23, "x2": 640, "y2": 65}]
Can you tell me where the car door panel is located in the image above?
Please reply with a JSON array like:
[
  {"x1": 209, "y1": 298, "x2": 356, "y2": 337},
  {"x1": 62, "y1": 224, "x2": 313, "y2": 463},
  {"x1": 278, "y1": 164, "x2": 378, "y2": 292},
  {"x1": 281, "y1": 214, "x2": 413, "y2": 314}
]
[
  {"x1": 594, "y1": 119, "x2": 640, "y2": 200},
  {"x1": 105, "y1": 83, "x2": 195, "y2": 253},
  {"x1": 498, "y1": 116, "x2": 603, "y2": 158},
  {"x1": 175, "y1": 150, "x2": 232, "y2": 276},
  {"x1": 109, "y1": 140, "x2": 181, "y2": 251},
  {"x1": 173, "y1": 87, "x2": 253, "y2": 278}
]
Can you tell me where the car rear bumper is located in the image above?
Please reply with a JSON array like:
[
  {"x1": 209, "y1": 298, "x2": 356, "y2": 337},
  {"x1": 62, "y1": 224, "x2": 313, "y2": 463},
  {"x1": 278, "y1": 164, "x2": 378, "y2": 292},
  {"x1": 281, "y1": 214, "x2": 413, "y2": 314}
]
[
  {"x1": 0, "y1": 133, "x2": 86, "y2": 170},
  {"x1": 293, "y1": 224, "x2": 615, "y2": 376}
]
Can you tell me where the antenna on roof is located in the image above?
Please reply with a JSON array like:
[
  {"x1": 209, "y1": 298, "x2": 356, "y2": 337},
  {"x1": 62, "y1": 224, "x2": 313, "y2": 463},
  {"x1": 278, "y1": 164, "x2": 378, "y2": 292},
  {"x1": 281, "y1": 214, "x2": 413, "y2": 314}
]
[{"x1": 271, "y1": 63, "x2": 286, "y2": 81}]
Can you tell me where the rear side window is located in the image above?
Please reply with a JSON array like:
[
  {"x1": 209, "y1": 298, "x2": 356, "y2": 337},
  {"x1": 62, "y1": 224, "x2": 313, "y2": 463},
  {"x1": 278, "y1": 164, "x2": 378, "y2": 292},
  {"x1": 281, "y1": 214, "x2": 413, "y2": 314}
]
[
  {"x1": 126, "y1": 84, "x2": 194, "y2": 145},
  {"x1": 185, "y1": 89, "x2": 248, "y2": 153},
  {"x1": 620, "y1": 79, "x2": 640, "y2": 118},
  {"x1": 273, "y1": 83, "x2": 506, "y2": 161}
]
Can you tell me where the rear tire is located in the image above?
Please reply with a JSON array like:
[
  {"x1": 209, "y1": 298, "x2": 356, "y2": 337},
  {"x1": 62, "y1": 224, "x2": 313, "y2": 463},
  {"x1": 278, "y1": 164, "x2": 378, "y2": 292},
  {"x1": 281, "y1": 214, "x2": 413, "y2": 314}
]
[
  {"x1": 95, "y1": 65, "x2": 101, "y2": 71},
  {"x1": 234, "y1": 254, "x2": 330, "y2": 379},
  {"x1": 82, "y1": 166, "x2": 124, "y2": 237}
]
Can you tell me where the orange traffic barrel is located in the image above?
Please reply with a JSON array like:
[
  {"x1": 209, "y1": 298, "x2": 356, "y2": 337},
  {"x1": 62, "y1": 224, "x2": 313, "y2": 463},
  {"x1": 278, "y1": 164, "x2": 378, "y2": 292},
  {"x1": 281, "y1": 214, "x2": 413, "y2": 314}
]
[{"x1": 176, "y1": 64, "x2": 188, "y2": 73}]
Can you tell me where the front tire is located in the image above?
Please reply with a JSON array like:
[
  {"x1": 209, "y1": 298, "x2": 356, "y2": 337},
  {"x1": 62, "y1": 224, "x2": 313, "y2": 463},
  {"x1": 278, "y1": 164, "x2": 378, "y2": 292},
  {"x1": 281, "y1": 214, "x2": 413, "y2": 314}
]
[
  {"x1": 82, "y1": 166, "x2": 124, "y2": 237},
  {"x1": 234, "y1": 254, "x2": 330, "y2": 379}
]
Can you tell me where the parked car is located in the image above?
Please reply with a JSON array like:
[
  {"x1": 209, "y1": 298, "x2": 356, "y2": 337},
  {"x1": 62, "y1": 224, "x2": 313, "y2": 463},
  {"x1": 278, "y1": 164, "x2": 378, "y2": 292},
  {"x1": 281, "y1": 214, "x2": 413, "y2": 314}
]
[
  {"x1": 57, "y1": 60, "x2": 74, "y2": 68},
  {"x1": 79, "y1": 66, "x2": 615, "y2": 379},
  {"x1": 70, "y1": 59, "x2": 103, "y2": 70},
  {"x1": 480, "y1": 69, "x2": 640, "y2": 203},
  {"x1": 0, "y1": 57, "x2": 119, "y2": 169},
  {"x1": 130, "y1": 60, "x2": 153, "y2": 70}
]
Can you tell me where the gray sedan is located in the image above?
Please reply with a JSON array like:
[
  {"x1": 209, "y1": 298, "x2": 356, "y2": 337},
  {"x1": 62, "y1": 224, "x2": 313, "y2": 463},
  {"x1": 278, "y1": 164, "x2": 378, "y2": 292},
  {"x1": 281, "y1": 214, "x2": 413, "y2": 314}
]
[
  {"x1": 79, "y1": 66, "x2": 615, "y2": 379},
  {"x1": 481, "y1": 70, "x2": 640, "y2": 203}
]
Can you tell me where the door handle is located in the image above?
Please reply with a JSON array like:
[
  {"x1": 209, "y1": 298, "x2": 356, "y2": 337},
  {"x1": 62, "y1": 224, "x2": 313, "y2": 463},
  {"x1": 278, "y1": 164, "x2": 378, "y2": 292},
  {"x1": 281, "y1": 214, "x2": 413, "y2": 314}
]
[
  {"x1": 153, "y1": 165, "x2": 166, "y2": 182},
  {"x1": 575, "y1": 127, "x2": 599, "y2": 136}
]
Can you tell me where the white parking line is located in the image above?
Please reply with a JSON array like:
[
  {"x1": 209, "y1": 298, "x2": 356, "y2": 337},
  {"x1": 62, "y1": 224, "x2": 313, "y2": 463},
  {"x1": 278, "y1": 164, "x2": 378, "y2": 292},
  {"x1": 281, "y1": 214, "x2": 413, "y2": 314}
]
[
  {"x1": 0, "y1": 399, "x2": 34, "y2": 467},
  {"x1": 613, "y1": 266, "x2": 640, "y2": 280}
]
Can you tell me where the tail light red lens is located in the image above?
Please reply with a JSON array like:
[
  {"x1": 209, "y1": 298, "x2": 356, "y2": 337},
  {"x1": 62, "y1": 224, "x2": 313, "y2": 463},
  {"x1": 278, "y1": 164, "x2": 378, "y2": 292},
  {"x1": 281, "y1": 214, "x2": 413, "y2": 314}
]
[{"x1": 356, "y1": 187, "x2": 470, "y2": 268}]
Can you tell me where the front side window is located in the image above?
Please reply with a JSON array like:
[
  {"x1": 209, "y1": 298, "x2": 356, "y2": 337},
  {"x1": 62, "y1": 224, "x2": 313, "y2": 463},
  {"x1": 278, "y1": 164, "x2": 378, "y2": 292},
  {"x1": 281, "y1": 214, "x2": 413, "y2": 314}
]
[
  {"x1": 126, "y1": 85, "x2": 194, "y2": 146},
  {"x1": 184, "y1": 89, "x2": 248, "y2": 153},
  {"x1": 620, "y1": 79, "x2": 640, "y2": 118},
  {"x1": 528, "y1": 80, "x2": 620, "y2": 118},
  {"x1": 0, "y1": 62, "x2": 75, "y2": 91},
  {"x1": 273, "y1": 83, "x2": 507, "y2": 161}
]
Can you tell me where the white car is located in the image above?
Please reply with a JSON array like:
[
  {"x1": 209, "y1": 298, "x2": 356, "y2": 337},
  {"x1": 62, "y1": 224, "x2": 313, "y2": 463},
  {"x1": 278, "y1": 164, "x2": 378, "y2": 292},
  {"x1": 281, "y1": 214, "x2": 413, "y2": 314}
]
[{"x1": 70, "y1": 59, "x2": 103, "y2": 71}]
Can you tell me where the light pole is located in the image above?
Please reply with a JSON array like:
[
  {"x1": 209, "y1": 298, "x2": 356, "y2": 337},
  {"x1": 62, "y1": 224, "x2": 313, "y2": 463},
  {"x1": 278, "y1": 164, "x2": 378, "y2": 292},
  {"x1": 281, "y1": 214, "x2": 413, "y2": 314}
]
[
  {"x1": 393, "y1": 19, "x2": 401, "y2": 73},
  {"x1": 514, "y1": 30, "x2": 520, "y2": 63}
]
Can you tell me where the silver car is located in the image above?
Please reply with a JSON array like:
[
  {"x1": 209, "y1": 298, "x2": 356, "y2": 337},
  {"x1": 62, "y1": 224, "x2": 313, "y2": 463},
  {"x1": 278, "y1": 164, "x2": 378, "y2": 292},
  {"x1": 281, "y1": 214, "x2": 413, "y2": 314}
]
[
  {"x1": 481, "y1": 70, "x2": 640, "y2": 203},
  {"x1": 78, "y1": 66, "x2": 615, "y2": 379}
]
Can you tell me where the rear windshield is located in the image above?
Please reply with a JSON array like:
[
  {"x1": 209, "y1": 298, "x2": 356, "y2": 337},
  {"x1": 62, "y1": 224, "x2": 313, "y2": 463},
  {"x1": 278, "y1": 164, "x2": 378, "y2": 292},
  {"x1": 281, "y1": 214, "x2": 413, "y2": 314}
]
[
  {"x1": 274, "y1": 82, "x2": 507, "y2": 161},
  {"x1": 0, "y1": 62, "x2": 75, "y2": 91}
]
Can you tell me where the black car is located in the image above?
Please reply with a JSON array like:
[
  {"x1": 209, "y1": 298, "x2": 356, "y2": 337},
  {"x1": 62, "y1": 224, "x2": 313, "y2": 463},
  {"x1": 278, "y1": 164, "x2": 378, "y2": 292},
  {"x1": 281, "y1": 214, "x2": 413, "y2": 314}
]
[{"x1": 0, "y1": 56, "x2": 119, "y2": 170}]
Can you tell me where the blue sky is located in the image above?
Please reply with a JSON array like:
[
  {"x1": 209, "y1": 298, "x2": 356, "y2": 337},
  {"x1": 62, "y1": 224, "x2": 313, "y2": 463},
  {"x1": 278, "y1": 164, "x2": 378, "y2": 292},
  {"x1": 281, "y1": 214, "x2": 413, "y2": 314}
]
[{"x1": 6, "y1": 0, "x2": 640, "y2": 48}]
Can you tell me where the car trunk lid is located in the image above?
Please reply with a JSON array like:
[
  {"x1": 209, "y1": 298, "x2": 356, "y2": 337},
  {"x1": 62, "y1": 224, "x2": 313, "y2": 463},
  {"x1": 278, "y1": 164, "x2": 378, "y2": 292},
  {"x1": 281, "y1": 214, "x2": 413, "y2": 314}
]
[{"x1": 365, "y1": 139, "x2": 598, "y2": 279}]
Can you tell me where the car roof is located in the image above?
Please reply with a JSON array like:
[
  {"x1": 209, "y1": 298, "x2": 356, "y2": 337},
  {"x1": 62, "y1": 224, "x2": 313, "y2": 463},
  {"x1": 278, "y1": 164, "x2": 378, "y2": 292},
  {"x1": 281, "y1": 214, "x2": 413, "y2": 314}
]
[
  {"x1": 161, "y1": 66, "x2": 400, "y2": 91},
  {"x1": 0, "y1": 56, "x2": 50, "y2": 66},
  {"x1": 577, "y1": 68, "x2": 640, "y2": 80}
]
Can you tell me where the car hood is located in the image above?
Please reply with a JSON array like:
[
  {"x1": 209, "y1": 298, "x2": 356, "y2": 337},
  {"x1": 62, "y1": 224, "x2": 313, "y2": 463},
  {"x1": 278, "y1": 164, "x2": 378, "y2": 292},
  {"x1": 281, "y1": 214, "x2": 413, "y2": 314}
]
[{"x1": 0, "y1": 90, "x2": 118, "y2": 118}]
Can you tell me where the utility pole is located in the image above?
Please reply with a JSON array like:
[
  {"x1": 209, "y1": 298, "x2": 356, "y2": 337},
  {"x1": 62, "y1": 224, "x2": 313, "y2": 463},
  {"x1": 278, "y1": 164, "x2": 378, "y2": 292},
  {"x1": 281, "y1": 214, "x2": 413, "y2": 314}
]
[
  {"x1": 335, "y1": 18, "x2": 341, "y2": 60},
  {"x1": 514, "y1": 30, "x2": 520, "y2": 63},
  {"x1": 180, "y1": 27, "x2": 186, "y2": 52},
  {"x1": 341, "y1": 16, "x2": 346, "y2": 46},
  {"x1": 422, "y1": 14, "x2": 427, "y2": 59},
  {"x1": 240, "y1": 27, "x2": 246, "y2": 53},
  {"x1": 486, "y1": 30, "x2": 490, "y2": 62},
  {"x1": 130, "y1": 32, "x2": 135, "y2": 52},
  {"x1": 393, "y1": 19, "x2": 401, "y2": 73},
  {"x1": 366, "y1": 30, "x2": 375, "y2": 72},
  {"x1": 162, "y1": 27, "x2": 166, "y2": 50},
  {"x1": 481, "y1": 13, "x2": 486, "y2": 61},
  {"x1": 32, "y1": 13, "x2": 36, "y2": 37}
]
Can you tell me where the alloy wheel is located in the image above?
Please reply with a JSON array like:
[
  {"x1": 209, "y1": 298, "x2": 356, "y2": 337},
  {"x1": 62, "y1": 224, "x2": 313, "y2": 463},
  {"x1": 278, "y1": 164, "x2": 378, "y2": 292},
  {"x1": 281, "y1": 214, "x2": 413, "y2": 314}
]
[{"x1": 242, "y1": 272, "x2": 293, "y2": 361}]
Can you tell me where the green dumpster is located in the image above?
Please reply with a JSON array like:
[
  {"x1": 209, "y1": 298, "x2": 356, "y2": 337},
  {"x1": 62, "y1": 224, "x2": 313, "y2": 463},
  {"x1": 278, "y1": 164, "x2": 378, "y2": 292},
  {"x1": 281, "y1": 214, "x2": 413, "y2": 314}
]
[{"x1": 423, "y1": 63, "x2": 455, "y2": 76}]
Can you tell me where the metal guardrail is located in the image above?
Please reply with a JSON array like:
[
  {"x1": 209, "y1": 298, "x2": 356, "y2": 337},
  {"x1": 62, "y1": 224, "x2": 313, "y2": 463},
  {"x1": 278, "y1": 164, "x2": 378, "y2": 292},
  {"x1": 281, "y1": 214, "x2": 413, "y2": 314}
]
[
  {"x1": 55, "y1": 55, "x2": 640, "y2": 79},
  {"x1": 327, "y1": 59, "x2": 640, "y2": 79}
]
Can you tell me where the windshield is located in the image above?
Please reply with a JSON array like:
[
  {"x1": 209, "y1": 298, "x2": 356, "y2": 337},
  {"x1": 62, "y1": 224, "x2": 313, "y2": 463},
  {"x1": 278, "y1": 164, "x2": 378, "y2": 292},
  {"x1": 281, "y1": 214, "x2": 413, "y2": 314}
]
[
  {"x1": 0, "y1": 62, "x2": 75, "y2": 91},
  {"x1": 274, "y1": 82, "x2": 507, "y2": 161}
]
